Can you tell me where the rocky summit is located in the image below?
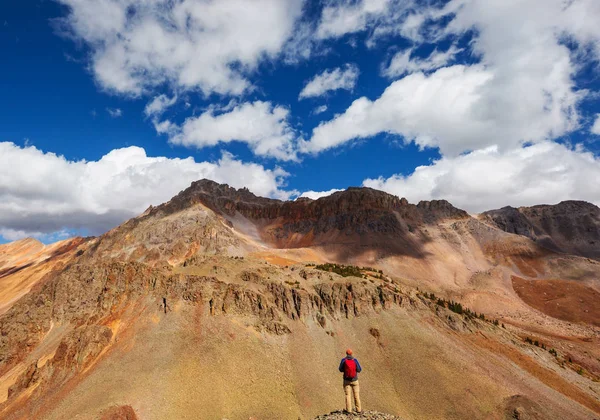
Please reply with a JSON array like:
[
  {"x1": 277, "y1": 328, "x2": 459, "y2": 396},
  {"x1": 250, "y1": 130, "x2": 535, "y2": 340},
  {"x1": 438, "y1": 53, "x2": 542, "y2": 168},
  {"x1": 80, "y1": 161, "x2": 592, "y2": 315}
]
[{"x1": 0, "y1": 180, "x2": 598, "y2": 419}]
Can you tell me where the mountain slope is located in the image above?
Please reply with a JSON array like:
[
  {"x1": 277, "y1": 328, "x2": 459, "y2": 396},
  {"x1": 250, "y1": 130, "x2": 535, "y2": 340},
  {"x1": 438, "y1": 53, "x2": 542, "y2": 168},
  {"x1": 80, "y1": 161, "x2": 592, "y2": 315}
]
[
  {"x1": 0, "y1": 181, "x2": 598, "y2": 419},
  {"x1": 0, "y1": 237, "x2": 88, "y2": 315}
]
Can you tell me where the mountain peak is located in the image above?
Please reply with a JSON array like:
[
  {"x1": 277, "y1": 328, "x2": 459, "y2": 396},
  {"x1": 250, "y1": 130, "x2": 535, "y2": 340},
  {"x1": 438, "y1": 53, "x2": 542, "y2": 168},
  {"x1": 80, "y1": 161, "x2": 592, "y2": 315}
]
[{"x1": 152, "y1": 179, "x2": 468, "y2": 221}]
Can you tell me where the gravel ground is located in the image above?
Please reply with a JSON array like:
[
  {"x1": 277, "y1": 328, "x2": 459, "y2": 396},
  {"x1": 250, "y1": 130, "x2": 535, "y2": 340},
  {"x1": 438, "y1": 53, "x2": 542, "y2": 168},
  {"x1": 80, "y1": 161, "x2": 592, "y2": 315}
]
[{"x1": 313, "y1": 410, "x2": 404, "y2": 420}]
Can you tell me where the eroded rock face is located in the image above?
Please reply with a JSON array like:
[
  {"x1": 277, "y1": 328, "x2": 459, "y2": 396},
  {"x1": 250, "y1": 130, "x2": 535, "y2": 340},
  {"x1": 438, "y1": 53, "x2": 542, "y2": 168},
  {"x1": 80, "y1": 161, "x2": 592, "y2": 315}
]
[{"x1": 483, "y1": 201, "x2": 600, "y2": 259}]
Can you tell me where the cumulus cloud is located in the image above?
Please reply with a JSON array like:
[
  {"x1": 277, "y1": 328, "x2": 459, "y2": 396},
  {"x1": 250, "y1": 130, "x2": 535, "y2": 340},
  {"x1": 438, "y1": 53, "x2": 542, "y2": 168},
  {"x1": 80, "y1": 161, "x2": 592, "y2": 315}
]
[
  {"x1": 106, "y1": 107, "x2": 123, "y2": 118},
  {"x1": 56, "y1": 0, "x2": 304, "y2": 96},
  {"x1": 299, "y1": 188, "x2": 343, "y2": 200},
  {"x1": 303, "y1": 0, "x2": 600, "y2": 157},
  {"x1": 161, "y1": 101, "x2": 298, "y2": 161},
  {"x1": 144, "y1": 94, "x2": 177, "y2": 118},
  {"x1": 0, "y1": 142, "x2": 293, "y2": 239},
  {"x1": 592, "y1": 114, "x2": 600, "y2": 135},
  {"x1": 303, "y1": 65, "x2": 503, "y2": 156},
  {"x1": 299, "y1": 64, "x2": 359, "y2": 99},
  {"x1": 363, "y1": 142, "x2": 600, "y2": 213},
  {"x1": 382, "y1": 45, "x2": 462, "y2": 77}
]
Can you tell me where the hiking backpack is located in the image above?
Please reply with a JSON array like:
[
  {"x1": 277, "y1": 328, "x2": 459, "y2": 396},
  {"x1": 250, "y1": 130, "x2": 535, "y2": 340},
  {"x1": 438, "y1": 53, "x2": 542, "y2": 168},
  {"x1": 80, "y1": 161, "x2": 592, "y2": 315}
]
[{"x1": 343, "y1": 358, "x2": 357, "y2": 379}]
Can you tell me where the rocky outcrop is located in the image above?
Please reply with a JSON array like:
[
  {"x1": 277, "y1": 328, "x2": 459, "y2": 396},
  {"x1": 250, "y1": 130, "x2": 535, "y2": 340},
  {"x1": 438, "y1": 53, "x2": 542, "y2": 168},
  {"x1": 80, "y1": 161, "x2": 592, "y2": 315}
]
[
  {"x1": 502, "y1": 395, "x2": 558, "y2": 420},
  {"x1": 7, "y1": 362, "x2": 39, "y2": 399},
  {"x1": 483, "y1": 201, "x2": 600, "y2": 259},
  {"x1": 5, "y1": 324, "x2": 113, "y2": 404},
  {"x1": 99, "y1": 405, "x2": 138, "y2": 420}
]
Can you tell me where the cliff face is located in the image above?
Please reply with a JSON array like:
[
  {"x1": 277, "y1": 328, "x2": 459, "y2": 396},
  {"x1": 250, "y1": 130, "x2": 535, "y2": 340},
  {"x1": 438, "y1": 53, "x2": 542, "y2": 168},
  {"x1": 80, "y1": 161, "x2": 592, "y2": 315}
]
[
  {"x1": 154, "y1": 179, "x2": 469, "y2": 223},
  {"x1": 483, "y1": 201, "x2": 600, "y2": 259}
]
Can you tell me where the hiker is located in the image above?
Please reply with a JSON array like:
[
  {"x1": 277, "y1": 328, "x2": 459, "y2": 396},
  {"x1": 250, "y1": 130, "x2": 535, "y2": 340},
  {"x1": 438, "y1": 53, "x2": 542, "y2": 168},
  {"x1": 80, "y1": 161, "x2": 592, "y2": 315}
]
[{"x1": 339, "y1": 348, "x2": 362, "y2": 413}]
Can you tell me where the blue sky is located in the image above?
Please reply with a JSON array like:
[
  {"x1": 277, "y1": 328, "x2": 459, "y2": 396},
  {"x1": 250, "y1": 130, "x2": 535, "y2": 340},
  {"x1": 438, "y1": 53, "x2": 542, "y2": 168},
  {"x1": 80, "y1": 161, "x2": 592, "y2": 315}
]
[{"x1": 1, "y1": 0, "x2": 600, "y2": 243}]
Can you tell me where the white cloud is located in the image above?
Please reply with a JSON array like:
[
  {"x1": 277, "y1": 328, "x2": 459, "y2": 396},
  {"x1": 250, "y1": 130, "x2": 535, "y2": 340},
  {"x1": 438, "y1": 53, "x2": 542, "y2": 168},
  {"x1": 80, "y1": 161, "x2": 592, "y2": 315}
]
[
  {"x1": 0, "y1": 228, "x2": 45, "y2": 242},
  {"x1": 304, "y1": 0, "x2": 600, "y2": 157},
  {"x1": 163, "y1": 101, "x2": 298, "y2": 161},
  {"x1": 315, "y1": 0, "x2": 436, "y2": 45},
  {"x1": 0, "y1": 228, "x2": 71, "y2": 243},
  {"x1": 299, "y1": 188, "x2": 343, "y2": 200},
  {"x1": 313, "y1": 105, "x2": 328, "y2": 115},
  {"x1": 363, "y1": 142, "x2": 600, "y2": 213},
  {"x1": 592, "y1": 114, "x2": 600, "y2": 135},
  {"x1": 316, "y1": 0, "x2": 393, "y2": 39},
  {"x1": 304, "y1": 65, "x2": 505, "y2": 156},
  {"x1": 106, "y1": 107, "x2": 123, "y2": 118},
  {"x1": 56, "y1": 0, "x2": 304, "y2": 96},
  {"x1": 0, "y1": 142, "x2": 292, "y2": 239},
  {"x1": 383, "y1": 45, "x2": 462, "y2": 77},
  {"x1": 144, "y1": 94, "x2": 177, "y2": 117},
  {"x1": 299, "y1": 64, "x2": 359, "y2": 99}
]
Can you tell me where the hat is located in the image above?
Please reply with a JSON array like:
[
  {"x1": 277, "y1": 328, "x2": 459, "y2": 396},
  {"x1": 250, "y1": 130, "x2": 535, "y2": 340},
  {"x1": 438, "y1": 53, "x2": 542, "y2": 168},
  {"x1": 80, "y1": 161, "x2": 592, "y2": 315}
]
[{"x1": 346, "y1": 348, "x2": 353, "y2": 355}]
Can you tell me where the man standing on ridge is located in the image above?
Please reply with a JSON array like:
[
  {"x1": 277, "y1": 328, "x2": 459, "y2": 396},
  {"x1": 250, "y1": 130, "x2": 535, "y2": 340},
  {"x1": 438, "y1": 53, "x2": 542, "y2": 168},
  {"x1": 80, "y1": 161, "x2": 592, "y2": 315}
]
[{"x1": 339, "y1": 348, "x2": 362, "y2": 413}]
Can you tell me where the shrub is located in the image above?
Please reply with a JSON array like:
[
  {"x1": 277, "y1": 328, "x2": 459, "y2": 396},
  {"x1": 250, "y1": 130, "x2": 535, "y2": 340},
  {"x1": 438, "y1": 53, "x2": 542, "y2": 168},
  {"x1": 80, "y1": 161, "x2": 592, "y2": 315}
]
[
  {"x1": 314, "y1": 263, "x2": 363, "y2": 278},
  {"x1": 448, "y1": 301, "x2": 463, "y2": 314}
]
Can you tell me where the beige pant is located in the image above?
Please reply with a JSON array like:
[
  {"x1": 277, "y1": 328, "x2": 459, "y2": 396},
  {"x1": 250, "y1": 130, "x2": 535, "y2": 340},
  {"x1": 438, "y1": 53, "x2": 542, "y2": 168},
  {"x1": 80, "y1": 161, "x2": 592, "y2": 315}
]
[{"x1": 343, "y1": 379, "x2": 361, "y2": 412}]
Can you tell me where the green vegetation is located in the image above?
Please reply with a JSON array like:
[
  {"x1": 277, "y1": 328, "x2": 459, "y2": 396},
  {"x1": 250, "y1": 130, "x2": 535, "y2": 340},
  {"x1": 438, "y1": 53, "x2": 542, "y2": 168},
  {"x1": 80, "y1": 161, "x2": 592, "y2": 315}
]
[
  {"x1": 549, "y1": 348, "x2": 558, "y2": 357},
  {"x1": 314, "y1": 263, "x2": 363, "y2": 277},
  {"x1": 309, "y1": 263, "x2": 389, "y2": 280},
  {"x1": 525, "y1": 337, "x2": 550, "y2": 351},
  {"x1": 423, "y1": 292, "x2": 501, "y2": 324}
]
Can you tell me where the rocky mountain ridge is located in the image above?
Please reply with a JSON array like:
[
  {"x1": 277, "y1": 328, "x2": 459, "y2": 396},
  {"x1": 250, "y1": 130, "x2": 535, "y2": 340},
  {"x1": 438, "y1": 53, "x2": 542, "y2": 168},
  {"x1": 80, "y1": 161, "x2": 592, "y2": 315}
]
[{"x1": 483, "y1": 200, "x2": 600, "y2": 259}]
